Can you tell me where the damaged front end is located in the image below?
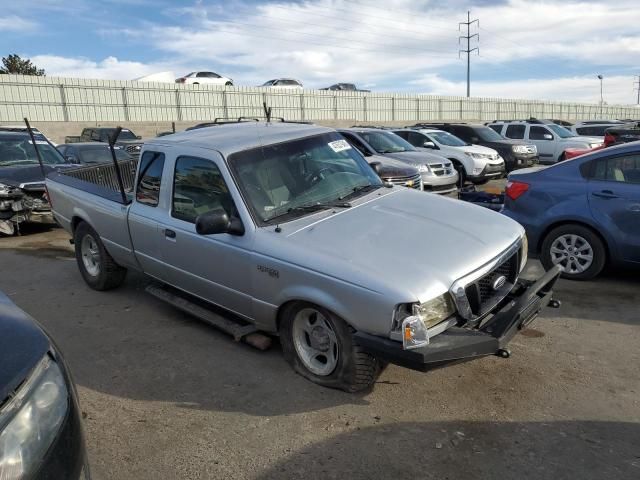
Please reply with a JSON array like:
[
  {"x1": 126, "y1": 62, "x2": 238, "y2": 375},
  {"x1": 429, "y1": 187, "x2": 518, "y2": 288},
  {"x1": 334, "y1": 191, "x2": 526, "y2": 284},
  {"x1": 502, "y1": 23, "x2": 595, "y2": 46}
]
[{"x1": 0, "y1": 182, "x2": 53, "y2": 235}]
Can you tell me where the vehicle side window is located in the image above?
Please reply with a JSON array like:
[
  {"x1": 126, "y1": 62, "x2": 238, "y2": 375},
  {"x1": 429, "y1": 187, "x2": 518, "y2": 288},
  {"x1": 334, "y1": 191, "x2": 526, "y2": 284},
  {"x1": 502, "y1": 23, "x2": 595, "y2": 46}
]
[
  {"x1": 408, "y1": 132, "x2": 427, "y2": 147},
  {"x1": 57, "y1": 145, "x2": 67, "y2": 155},
  {"x1": 394, "y1": 131, "x2": 409, "y2": 141},
  {"x1": 452, "y1": 127, "x2": 472, "y2": 142},
  {"x1": 591, "y1": 155, "x2": 640, "y2": 184},
  {"x1": 505, "y1": 125, "x2": 525, "y2": 139},
  {"x1": 488, "y1": 124, "x2": 503, "y2": 134},
  {"x1": 136, "y1": 151, "x2": 165, "y2": 207},
  {"x1": 172, "y1": 156, "x2": 236, "y2": 223},
  {"x1": 341, "y1": 133, "x2": 369, "y2": 156},
  {"x1": 530, "y1": 126, "x2": 552, "y2": 140},
  {"x1": 196, "y1": 72, "x2": 207, "y2": 77}
]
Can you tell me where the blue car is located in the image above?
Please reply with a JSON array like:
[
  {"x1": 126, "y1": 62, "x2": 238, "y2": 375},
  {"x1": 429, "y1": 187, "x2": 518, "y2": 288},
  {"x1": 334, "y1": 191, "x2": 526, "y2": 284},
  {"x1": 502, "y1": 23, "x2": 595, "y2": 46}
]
[{"x1": 502, "y1": 141, "x2": 640, "y2": 280}]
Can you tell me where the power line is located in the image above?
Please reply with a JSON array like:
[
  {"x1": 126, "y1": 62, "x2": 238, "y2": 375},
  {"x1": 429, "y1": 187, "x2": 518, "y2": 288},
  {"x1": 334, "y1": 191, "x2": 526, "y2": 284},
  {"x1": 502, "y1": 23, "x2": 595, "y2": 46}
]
[
  {"x1": 338, "y1": 0, "x2": 455, "y2": 31},
  {"x1": 459, "y1": 10, "x2": 479, "y2": 97}
]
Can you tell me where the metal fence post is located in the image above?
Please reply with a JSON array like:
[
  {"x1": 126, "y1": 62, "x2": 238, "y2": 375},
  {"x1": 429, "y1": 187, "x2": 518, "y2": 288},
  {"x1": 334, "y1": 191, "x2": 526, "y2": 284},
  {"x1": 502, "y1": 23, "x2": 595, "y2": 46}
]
[
  {"x1": 334, "y1": 95, "x2": 338, "y2": 120},
  {"x1": 59, "y1": 84, "x2": 69, "y2": 122},
  {"x1": 416, "y1": 96, "x2": 420, "y2": 121},
  {"x1": 121, "y1": 87, "x2": 129, "y2": 122},
  {"x1": 175, "y1": 89, "x2": 182, "y2": 121},
  {"x1": 222, "y1": 89, "x2": 229, "y2": 119},
  {"x1": 459, "y1": 99, "x2": 463, "y2": 120},
  {"x1": 438, "y1": 98, "x2": 443, "y2": 120},
  {"x1": 391, "y1": 96, "x2": 395, "y2": 122},
  {"x1": 300, "y1": 92, "x2": 305, "y2": 121}
]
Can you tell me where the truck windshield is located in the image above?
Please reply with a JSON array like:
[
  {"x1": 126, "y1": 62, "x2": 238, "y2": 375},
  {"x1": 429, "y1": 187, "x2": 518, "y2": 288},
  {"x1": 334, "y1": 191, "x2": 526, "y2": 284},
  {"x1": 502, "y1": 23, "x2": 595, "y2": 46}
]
[
  {"x1": 360, "y1": 131, "x2": 415, "y2": 153},
  {"x1": 99, "y1": 129, "x2": 138, "y2": 141},
  {"x1": 476, "y1": 127, "x2": 506, "y2": 142},
  {"x1": 548, "y1": 124, "x2": 576, "y2": 138},
  {"x1": 228, "y1": 132, "x2": 383, "y2": 224},
  {"x1": 0, "y1": 135, "x2": 66, "y2": 166}
]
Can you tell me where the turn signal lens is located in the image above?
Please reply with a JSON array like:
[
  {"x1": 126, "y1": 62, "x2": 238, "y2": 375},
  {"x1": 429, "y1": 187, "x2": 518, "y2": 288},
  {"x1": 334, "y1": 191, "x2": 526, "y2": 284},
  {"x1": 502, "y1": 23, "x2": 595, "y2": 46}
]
[{"x1": 402, "y1": 316, "x2": 429, "y2": 350}]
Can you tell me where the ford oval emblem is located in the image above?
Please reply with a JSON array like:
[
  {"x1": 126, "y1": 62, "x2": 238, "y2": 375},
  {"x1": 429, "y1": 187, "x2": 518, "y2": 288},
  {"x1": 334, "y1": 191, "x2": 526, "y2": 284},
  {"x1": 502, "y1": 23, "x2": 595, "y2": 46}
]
[{"x1": 492, "y1": 275, "x2": 507, "y2": 291}]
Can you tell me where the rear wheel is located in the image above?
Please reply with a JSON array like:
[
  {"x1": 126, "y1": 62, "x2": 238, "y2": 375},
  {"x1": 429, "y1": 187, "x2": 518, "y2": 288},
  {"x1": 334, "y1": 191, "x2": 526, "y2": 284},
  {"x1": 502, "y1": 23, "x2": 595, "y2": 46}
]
[
  {"x1": 451, "y1": 160, "x2": 466, "y2": 187},
  {"x1": 540, "y1": 225, "x2": 606, "y2": 280},
  {"x1": 225, "y1": 81, "x2": 233, "y2": 86},
  {"x1": 74, "y1": 222, "x2": 127, "y2": 290},
  {"x1": 280, "y1": 302, "x2": 381, "y2": 392}
]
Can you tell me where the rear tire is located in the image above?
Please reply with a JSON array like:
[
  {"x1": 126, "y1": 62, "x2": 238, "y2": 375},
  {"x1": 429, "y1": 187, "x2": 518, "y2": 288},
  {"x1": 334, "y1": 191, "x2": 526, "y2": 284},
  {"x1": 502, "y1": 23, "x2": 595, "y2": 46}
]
[
  {"x1": 540, "y1": 224, "x2": 606, "y2": 280},
  {"x1": 280, "y1": 302, "x2": 381, "y2": 392},
  {"x1": 451, "y1": 160, "x2": 467, "y2": 187},
  {"x1": 74, "y1": 222, "x2": 127, "y2": 290},
  {"x1": 225, "y1": 81, "x2": 233, "y2": 86}
]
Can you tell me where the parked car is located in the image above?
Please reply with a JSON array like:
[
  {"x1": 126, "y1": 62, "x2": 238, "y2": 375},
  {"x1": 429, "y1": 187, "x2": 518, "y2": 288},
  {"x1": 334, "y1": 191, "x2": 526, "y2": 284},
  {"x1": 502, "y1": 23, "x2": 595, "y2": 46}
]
[
  {"x1": 0, "y1": 125, "x2": 56, "y2": 145},
  {"x1": 57, "y1": 143, "x2": 134, "y2": 165},
  {"x1": 603, "y1": 122, "x2": 640, "y2": 146},
  {"x1": 0, "y1": 132, "x2": 75, "y2": 235},
  {"x1": 64, "y1": 127, "x2": 144, "y2": 158},
  {"x1": 320, "y1": 83, "x2": 369, "y2": 92},
  {"x1": 175, "y1": 71, "x2": 233, "y2": 86},
  {"x1": 487, "y1": 119, "x2": 603, "y2": 164},
  {"x1": 46, "y1": 121, "x2": 560, "y2": 392},
  {"x1": 0, "y1": 290, "x2": 90, "y2": 478},
  {"x1": 393, "y1": 128, "x2": 505, "y2": 185},
  {"x1": 337, "y1": 128, "x2": 458, "y2": 194},
  {"x1": 368, "y1": 155, "x2": 423, "y2": 190},
  {"x1": 503, "y1": 141, "x2": 640, "y2": 280},
  {"x1": 569, "y1": 120, "x2": 626, "y2": 139},
  {"x1": 260, "y1": 78, "x2": 303, "y2": 89},
  {"x1": 414, "y1": 123, "x2": 538, "y2": 171}
]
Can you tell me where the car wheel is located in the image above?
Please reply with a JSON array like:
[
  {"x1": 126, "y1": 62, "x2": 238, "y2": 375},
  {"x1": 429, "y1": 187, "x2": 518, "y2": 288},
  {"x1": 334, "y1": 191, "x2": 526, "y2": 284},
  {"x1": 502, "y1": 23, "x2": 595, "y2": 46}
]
[
  {"x1": 451, "y1": 160, "x2": 466, "y2": 186},
  {"x1": 192, "y1": 82, "x2": 199, "y2": 85},
  {"x1": 74, "y1": 222, "x2": 127, "y2": 290},
  {"x1": 280, "y1": 302, "x2": 381, "y2": 392},
  {"x1": 225, "y1": 81, "x2": 233, "y2": 86},
  {"x1": 540, "y1": 225, "x2": 606, "y2": 280},
  {"x1": 558, "y1": 153, "x2": 566, "y2": 162}
]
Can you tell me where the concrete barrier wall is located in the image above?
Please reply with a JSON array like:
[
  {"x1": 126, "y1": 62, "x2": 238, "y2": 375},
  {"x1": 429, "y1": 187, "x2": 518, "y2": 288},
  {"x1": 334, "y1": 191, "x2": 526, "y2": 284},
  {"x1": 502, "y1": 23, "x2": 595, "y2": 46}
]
[{"x1": 2, "y1": 74, "x2": 638, "y2": 130}]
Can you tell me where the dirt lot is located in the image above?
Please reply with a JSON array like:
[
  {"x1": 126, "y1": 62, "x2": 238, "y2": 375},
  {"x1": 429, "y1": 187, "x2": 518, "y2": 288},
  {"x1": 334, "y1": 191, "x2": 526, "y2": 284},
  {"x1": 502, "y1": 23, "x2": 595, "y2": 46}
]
[{"x1": 0, "y1": 224, "x2": 638, "y2": 480}]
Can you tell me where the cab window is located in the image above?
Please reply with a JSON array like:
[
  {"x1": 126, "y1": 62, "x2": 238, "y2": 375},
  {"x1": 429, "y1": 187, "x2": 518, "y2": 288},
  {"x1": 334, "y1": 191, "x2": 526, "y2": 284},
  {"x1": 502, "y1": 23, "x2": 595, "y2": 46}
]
[
  {"x1": 172, "y1": 156, "x2": 236, "y2": 223},
  {"x1": 505, "y1": 125, "x2": 525, "y2": 139},
  {"x1": 136, "y1": 151, "x2": 165, "y2": 207},
  {"x1": 529, "y1": 126, "x2": 552, "y2": 140}
]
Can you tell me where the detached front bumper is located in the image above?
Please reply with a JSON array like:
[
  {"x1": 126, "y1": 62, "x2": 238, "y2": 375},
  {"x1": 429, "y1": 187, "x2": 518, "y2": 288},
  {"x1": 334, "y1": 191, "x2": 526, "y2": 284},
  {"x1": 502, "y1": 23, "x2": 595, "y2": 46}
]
[{"x1": 354, "y1": 266, "x2": 561, "y2": 371}]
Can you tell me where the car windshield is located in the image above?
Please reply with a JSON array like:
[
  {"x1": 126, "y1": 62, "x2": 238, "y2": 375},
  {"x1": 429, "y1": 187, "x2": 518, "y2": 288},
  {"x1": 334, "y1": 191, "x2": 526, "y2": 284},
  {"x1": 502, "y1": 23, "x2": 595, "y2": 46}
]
[
  {"x1": 360, "y1": 131, "x2": 415, "y2": 153},
  {"x1": 548, "y1": 124, "x2": 576, "y2": 138},
  {"x1": 78, "y1": 146, "x2": 132, "y2": 164},
  {"x1": 105, "y1": 129, "x2": 137, "y2": 141},
  {"x1": 228, "y1": 132, "x2": 383, "y2": 224},
  {"x1": 426, "y1": 130, "x2": 467, "y2": 147},
  {"x1": 262, "y1": 80, "x2": 275, "y2": 86},
  {"x1": 0, "y1": 135, "x2": 66, "y2": 166},
  {"x1": 476, "y1": 127, "x2": 506, "y2": 142}
]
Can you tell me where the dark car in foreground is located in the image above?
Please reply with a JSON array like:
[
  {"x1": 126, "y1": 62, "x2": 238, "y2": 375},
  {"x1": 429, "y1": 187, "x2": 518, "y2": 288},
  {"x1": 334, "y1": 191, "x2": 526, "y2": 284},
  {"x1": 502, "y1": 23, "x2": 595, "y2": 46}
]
[
  {"x1": 413, "y1": 123, "x2": 538, "y2": 172},
  {"x1": 57, "y1": 143, "x2": 134, "y2": 165},
  {"x1": 0, "y1": 291, "x2": 89, "y2": 479},
  {"x1": 503, "y1": 141, "x2": 640, "y2": 280}
]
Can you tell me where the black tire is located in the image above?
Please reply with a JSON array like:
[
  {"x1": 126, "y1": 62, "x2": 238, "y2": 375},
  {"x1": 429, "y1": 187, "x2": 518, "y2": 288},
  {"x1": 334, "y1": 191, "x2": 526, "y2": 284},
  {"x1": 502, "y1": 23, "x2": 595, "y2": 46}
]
[
  {"x1": 193, "y1": 82, "x2": 199, "y2": 85},
  {"x1": 280, "y1": 302, "x2": 381, "y2": 392},
  {"x1": 451, "y1": 160, "x2": 466, "y2": 187},
  {"x1": 225, "y1": 81, "x2": 233, "y2": 86},
  {"x1": 557, "y1": 152, "x2": 566, "y2": 162},
  {"x1": 74, "y1": 222, "x2": 127, "y2": 290},
  {"x1": 540, "y1": 224, "x2": 606, "y2": 280}
]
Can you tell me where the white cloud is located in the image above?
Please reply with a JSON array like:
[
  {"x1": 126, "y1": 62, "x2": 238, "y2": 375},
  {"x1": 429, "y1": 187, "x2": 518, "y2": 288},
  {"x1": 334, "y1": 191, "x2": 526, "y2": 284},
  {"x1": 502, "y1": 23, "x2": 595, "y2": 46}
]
[
  {"x1": 0, "y1": 15, "x2": 38, "y2": 32},
  {"x1": 30, "y1": 55, "x2": 176, "y2": 80}
]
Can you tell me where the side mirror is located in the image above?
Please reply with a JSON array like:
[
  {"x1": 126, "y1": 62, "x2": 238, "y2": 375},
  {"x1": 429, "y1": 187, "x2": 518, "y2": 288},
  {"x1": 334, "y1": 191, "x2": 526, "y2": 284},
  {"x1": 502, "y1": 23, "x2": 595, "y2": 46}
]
[
  {"x1": 65, "y1": 155, "x2": 77, "y2": 163},
  {"x1": 470, "y1": 136, "x2": 479, "y2": 144},
  {"x1": 195, "y1": 208, "x2": 244, "y2": 236},
  {"x1": 543, "y1": 134, "x2": 553, "y2": 140},
  {"x1": 423, "y1": 141, "x2": 436, "y2": 149},
  {"x1": 369, "y1": 161, "x2": 382, "y2": 174},
  {"x1": 136, "y1": 135, "x2": 142, "y2": 139}
]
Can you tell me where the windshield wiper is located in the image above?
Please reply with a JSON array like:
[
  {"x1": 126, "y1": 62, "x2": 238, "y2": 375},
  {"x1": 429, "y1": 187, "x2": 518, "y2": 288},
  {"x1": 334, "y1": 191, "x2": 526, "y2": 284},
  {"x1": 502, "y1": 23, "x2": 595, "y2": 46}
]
[
  {"x1": 339, "y1": 183, "x2": 381, "y2": 200},
  {"x1": 265, "y1": 201, "x2": 352, "y2": 223}
]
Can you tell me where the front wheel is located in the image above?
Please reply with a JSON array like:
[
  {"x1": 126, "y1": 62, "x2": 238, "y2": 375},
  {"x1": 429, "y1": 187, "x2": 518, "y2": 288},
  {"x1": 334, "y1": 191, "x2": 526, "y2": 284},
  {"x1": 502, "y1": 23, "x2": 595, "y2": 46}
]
[
  {"x1": 451, "y1": 160, "x2": 466, "y2": 187},
  {"x1": 540, "y1": 225, "x2": 606, "y2": 280},
  {"x1": 74, "y1": 222, "x2": 127, "y2": 290},
  {"x1": 280, "y1": 302, "x2": 382, "y2": 392}
]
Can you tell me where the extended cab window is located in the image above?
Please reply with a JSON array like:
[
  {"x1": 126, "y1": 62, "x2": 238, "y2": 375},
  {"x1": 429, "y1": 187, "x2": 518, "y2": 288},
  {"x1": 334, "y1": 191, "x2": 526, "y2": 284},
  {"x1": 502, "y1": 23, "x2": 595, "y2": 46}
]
[
  {"x1": 505, "y1": 125, "x2": 525, "y2": 139},
  {"x1": 530, "y1": 126, "x2": 552, "y2": 140},
  {"x1": 136, "y1": 151, "x2": 165, "y2": 207},
  {"x1": 172, "y1": 156, "x2": 236, "y2": 223},
  {"x1": 591, "y1": 155, "x2": 640, "y2": 184}
]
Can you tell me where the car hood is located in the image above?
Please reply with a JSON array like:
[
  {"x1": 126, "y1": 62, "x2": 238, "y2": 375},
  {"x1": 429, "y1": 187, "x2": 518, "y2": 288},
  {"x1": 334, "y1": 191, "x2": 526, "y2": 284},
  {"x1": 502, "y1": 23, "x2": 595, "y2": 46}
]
[
  {"x1": 367, "y1": 154, "x2": 418, "y2": 177},
  {"x1": 457, "y1": 144, "x2": 499, "y2": 155},
  {"x1": 262, "y1": 188, "x2": 524, "y2": 301},
  {"x1": 0, "y1": 165, "x2": 56, "y2": 186},
  {"x1": 0, "y1": 291, "x2": 49, "y2": 406},
  {"x1": 382, "y1": 150, "x2": 449, "y2": 166}
]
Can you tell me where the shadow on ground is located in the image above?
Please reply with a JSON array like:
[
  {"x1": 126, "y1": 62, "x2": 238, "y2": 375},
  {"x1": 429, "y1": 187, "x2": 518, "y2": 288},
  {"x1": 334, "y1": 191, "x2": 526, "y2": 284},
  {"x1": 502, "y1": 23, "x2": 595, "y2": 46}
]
[{"x1": 258, "y1": 420, "x2": 640, "y2": 480}]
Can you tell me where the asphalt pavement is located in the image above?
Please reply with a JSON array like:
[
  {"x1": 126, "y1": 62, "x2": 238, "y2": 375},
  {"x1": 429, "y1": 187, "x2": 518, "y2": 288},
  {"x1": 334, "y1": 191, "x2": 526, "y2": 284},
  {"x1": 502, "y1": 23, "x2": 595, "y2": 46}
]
[{"x1": 0, "y1": 224, "x2": 638, "y2": 479}]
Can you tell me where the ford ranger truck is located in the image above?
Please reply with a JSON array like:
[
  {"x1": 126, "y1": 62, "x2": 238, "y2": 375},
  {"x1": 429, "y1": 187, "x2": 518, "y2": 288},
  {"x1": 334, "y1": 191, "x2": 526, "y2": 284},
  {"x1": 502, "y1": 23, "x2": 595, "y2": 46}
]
[{"x1": 46, "y1": 121, "x2": 561, "y2": 392}]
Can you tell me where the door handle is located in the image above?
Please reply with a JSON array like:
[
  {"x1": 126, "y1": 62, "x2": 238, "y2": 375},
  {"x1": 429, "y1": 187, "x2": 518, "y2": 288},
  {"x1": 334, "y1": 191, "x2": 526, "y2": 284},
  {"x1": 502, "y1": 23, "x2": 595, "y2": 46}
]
[
  {"x1": 164, "y1": 229, "x2": 176, "y2": 239},
  {"x1": 592, "y1": 190, "x2": 619, "y2": 199}
]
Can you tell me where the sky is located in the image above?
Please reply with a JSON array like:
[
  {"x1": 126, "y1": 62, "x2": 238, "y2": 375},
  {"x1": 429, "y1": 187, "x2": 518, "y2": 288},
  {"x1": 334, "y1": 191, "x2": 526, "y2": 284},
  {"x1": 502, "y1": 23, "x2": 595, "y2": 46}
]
[{"x1": 1, "y1": 0, "x2": 639, "y2": 105}]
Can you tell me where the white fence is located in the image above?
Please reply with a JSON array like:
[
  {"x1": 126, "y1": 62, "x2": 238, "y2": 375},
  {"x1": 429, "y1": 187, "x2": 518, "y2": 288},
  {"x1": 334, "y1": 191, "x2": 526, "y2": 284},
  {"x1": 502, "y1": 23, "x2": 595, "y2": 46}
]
[{"x1": 0, "y1": 74, "x2": 637, "y2": 123}]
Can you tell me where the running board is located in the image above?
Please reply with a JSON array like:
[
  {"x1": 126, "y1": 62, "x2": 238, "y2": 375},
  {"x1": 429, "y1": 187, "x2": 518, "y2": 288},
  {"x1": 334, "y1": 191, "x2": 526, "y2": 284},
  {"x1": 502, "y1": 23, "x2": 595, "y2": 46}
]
[{"x1": 145, "y1": 284, "x2": 272, "y2": 351}]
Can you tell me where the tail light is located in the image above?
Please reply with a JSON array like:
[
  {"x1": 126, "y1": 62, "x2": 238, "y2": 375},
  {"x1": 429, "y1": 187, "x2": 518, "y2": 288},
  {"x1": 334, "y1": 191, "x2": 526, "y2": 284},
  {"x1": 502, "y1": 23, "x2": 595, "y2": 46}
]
[
  {"x1": 505, "y1": 180, "x2": 529, "y2": 201},
  {"x1": 604, "y1": 132, "x2": 616, "y2": 147}
]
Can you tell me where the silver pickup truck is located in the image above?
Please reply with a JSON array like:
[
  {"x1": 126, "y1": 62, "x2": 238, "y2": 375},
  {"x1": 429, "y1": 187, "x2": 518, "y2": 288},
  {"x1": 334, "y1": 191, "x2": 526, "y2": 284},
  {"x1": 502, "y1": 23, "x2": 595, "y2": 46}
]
[{"x1": 46, "y1": 121, "x2": 561, "y2": 392}]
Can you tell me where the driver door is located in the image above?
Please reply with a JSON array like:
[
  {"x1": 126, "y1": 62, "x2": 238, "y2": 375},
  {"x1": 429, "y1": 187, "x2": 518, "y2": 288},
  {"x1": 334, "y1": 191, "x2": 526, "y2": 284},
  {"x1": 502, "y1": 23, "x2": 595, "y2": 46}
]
[{"x1": 156, "y1": 153, "x2": 255, "y2": 319}]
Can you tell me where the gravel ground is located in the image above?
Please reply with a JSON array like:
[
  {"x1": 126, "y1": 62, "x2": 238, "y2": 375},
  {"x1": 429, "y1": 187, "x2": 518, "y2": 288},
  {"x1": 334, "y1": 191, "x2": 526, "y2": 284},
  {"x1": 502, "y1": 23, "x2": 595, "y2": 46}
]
[{"x1": 0, "y1": 222, "x2": 638, "y2": 480}]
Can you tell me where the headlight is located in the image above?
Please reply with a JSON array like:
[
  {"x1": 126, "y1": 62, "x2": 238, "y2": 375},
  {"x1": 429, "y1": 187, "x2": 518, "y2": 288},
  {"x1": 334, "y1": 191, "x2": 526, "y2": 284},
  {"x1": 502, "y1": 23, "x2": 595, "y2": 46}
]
[
  {"x1": 416, "y1": 164, "x2": 431, "y2": 173},
  {"x1": 392, "y1": 294, "x2": 457, "y2": 349},
  {"x1": 464, "y1": 152, "x2": 484, "y2": 159},
  {"x1": 0, "y1": 355, "x2": 69, "y2": 479},
  {"x1": 520, "y1": 234, "x2": 529, "y2": 272},
  {"x1": 589, "y1": 143, "x2": 603, "y2": 149},
  {"x1": 413, "y1": 294, "x2": 456, "y2": 329}
]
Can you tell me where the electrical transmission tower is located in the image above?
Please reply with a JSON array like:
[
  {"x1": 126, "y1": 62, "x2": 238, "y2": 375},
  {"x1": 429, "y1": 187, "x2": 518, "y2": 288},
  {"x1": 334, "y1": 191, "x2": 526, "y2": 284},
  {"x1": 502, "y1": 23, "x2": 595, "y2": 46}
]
[
  {"x1": 634, "y1": 75, "x2": 640, "y2": 105},
  {"x1": 459, "y1": 11, "x2": 479, "y2": 98}
]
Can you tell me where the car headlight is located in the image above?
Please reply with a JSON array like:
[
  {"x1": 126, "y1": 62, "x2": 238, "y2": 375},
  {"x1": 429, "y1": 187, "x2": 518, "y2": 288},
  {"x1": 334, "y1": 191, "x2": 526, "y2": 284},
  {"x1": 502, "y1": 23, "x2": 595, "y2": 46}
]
[
  {"x1": 0, "y1": 355, "x2": 69, "y2": 479},
  {"x1": 464, "y1": 152, "x2": 483, "y2": 159},
  {"x1": 393, "y1": 294, "x2": 457, "y2": 349},
  {"x1": 520, "y1": 234, "x2": 529, "y2": 272},
  {"x1": 416, "y1": 164, "x2": 431, "y2": 173},
  {"x1": 589, "y1": 143, "x2": 603, "y2": 149}
]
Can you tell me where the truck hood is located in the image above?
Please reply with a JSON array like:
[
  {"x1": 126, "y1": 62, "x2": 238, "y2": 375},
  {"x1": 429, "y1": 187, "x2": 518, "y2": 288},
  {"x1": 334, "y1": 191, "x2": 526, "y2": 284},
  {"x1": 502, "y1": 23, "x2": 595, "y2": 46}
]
[
  {"x1": 0, "y1": 291, "x2": 50, "y2": 406},
  {"x1": 270, "y1": 188, "x2": 524, "y2": 301},
  {"x1": 382, "y1": 150, "x2": 450, "y2": 167}
]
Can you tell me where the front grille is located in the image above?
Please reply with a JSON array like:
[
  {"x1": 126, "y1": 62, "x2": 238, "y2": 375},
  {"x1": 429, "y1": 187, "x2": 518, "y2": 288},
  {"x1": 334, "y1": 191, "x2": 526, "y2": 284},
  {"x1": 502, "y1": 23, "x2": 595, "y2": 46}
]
[
  {"x1": 385, "y1": 172, "x2": 422, "y2": 189},
  {"x1": 463, "y1": 251, "x2": 519, "y2": 316},
  {"x1": 425, "y1": 183, "x2": 455, "y2": 192},
  {"x1": 429, "y1": 163, "x2": 455, "y2": 177}
]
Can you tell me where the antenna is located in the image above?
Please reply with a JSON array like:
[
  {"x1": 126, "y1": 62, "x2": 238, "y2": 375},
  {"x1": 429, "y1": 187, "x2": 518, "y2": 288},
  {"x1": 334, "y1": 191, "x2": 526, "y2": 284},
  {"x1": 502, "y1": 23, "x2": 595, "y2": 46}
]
[{"x1": 107, "y1": 127, "x2": 129, "y2": 204}]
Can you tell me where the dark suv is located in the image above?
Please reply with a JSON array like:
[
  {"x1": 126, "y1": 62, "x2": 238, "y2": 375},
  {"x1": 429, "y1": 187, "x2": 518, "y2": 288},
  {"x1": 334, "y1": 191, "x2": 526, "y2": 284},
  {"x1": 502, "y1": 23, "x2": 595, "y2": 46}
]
[{"x1": 411, "y1": 123, "x2": 538, "y2": 171}]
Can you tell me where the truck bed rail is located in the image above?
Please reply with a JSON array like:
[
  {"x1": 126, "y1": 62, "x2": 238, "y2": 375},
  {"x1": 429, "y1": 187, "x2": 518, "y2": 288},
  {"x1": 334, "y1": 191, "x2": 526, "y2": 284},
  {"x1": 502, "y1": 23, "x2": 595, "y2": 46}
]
[{"x1": 63, "y1": 158, "x2": 138, "y2": 193}]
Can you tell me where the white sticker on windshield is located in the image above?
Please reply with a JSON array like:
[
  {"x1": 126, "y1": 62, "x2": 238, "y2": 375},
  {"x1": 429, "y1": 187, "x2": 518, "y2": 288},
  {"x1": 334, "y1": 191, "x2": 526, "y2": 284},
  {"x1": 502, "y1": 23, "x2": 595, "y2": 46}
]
[
  {"x1": 28, "y1": 140, "x2": 48, "y2": 145},
  {"x1": 328, "y1": 139, "x2": 352, "y2": 153}
]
